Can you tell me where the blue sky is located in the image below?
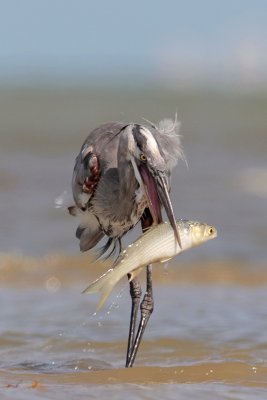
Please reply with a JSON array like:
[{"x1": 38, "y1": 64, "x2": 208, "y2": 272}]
[{"x1": 1, "y1": 0, "x2": 267, "y2": 87}]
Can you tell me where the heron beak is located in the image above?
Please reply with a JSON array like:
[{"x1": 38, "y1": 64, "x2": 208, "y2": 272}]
[
  {"x1": 154, "y1": 171, "x2": 182, "y2": 248},
  {"x1": 139, "y1": 165, "x2": 182, "y2": 248}
]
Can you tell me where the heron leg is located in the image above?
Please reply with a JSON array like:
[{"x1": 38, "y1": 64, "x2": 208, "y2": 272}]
[
  {"x1": 125, "y1": 277, "x2": 142, "y2": 367},
  {"x1": 126, "y1": 264, "x2": 154, "y2": 368},
  {"x1": 125, "y1": 208, "x2": 154, "y2": 368}
]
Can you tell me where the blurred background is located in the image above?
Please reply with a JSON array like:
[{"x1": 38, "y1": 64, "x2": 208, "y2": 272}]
[
  {"x1": 0, "y1": 0, "x2": 266, "y2": 262},
  {"x1": 1, "y1": 2, "x2": 267, "y2": 396}
]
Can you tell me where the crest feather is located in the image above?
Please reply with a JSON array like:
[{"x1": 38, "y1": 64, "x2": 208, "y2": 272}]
[{"x1": 144, "y1": 114, "x2": 186, "y2": 169}]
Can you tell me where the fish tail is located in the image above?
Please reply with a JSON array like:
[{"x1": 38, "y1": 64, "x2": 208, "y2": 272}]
[{"x1": 82, "y1": 269, "x2": 118, "y2": 310}]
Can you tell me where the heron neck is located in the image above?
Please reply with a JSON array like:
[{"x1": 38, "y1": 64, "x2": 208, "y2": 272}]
[
  {"x1": 118, "y1": 159, "x2": 137, "y2": 202},
  {"x1": 117, "y1": 128, "x2": 138, "y2": 202}
]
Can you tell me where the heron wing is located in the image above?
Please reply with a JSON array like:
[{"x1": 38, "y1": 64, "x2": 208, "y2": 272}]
[
  {"x1": 72, "y1": 150, "x2": 101, "y2": 209},
  {"x1": 76, "y1": 225, "x2": 104, "y2": 252},
  {"x1": 75, "y1": 211, "x2": 104, "y2": 251},
  {"x1": 72, "y1": 122, "x2": 127, "y2": 209}
]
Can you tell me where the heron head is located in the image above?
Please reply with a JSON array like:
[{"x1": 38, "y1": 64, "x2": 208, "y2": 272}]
[{"x1": 123, "y1": 123, "x2": 182, "y2": 247}]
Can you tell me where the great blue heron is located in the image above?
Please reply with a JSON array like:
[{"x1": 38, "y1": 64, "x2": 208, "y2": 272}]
[{"x1": 70, "y1": 118, "x2": 183, "y2": 367}]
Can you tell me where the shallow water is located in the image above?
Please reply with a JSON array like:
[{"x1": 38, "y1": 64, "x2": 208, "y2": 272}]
[
  {"x1": 1, "y1": 256, "x2": 267, "y2": 399},
  {"x1": 1, "y1": 88, "x2": 267, "y2": 398},
  {"x1": 1, "y1": 88, "x2": 267, "y2": 260}
]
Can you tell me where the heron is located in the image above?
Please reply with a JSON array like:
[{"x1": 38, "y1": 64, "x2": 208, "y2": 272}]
[{"x1": 70, "y1": 118, "x2": 184, "y2": 367}]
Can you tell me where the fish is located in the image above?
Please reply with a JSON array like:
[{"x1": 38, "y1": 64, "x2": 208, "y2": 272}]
[{"x1": 83, "y1": 219, "x2": 217, "y2": 310}]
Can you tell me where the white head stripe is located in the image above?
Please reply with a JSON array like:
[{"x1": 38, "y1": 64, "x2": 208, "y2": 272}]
[
  {"x1": 139, "y1": 127, "x2": 161, "y2": 156},
  {"x1": 130, "y1": 155, "x2": 143, "y2": 187},
  {"x1": 122, "y1": 124, "x2": 135, "y2": 159}
]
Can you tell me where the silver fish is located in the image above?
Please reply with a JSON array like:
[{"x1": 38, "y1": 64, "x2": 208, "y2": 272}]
[{"x1": 83, "y1": 219, "x2": 217, "y2": 309}]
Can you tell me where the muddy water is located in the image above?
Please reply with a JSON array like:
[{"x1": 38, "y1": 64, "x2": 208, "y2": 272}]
[
  {"x1": 1, "y1": 256, "x2": 267, "y2": 399},
  {"x1": 1, "y1": 88, "x2": 267, "y2": 398}
]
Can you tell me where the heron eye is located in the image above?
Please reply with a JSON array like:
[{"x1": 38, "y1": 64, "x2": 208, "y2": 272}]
[
  {"x1": 140, "y1": 153, "x2": 147, "y2": 161},
  {"x1": 208, "y1": 227, "x2": 213, "y2": 235}
]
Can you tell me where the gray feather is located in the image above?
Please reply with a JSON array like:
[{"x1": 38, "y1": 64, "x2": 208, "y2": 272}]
[
  {"x1": 76, "y1": 225, "x2": 104, "y2": 252},
  {"x1": 71, "y1": 119, "x2": 184, "y2": 256},
  {"x1": 148, "y1": 116, "x2": 185, "y2": 169}
]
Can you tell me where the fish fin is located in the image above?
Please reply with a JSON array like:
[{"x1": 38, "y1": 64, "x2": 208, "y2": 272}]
[{"x1": 82, "y1": 268, "x2": 117, "y2": 310}]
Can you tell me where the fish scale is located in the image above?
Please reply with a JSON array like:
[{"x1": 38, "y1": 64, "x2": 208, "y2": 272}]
[
  {"x1": 124, "y1": 223, "x2": 179, "y2": 266},
  {"x1": 83, "y1": 219, "x2": 217, "y2": 310}
]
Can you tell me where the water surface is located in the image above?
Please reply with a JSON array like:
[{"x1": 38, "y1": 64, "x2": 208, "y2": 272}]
[{"x1": 0, "y1": 88, "x2": 267, "y2": 399}]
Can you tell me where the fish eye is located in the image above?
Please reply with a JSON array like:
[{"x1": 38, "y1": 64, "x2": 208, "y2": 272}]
[
  {"x1": 140, "y1": 153, "x2": 147, "y2": 161},
  {"x1": 208, "y1": 227, "x2": 213, "y2": 235}
]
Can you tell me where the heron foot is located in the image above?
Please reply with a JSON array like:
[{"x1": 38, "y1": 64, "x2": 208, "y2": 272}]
[
  {"x1": 125, "y1": 278, "x2": 142, "y2": 367},
  {"x1": 126, "y1": 265, "x2": 154, "y2": 368}
]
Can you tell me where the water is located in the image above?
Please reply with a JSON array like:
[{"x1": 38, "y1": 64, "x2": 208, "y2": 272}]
[
  {"x1": 1, "y1": 267, "x2": 267, "y2": 399},
  {"x1": 0, "y1": 87, "x2": 267, "y2": 398}
]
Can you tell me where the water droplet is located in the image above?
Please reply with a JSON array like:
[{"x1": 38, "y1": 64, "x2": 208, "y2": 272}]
[{"x1": 45, "y1": 276, "x2": 61, "y2": 292}]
